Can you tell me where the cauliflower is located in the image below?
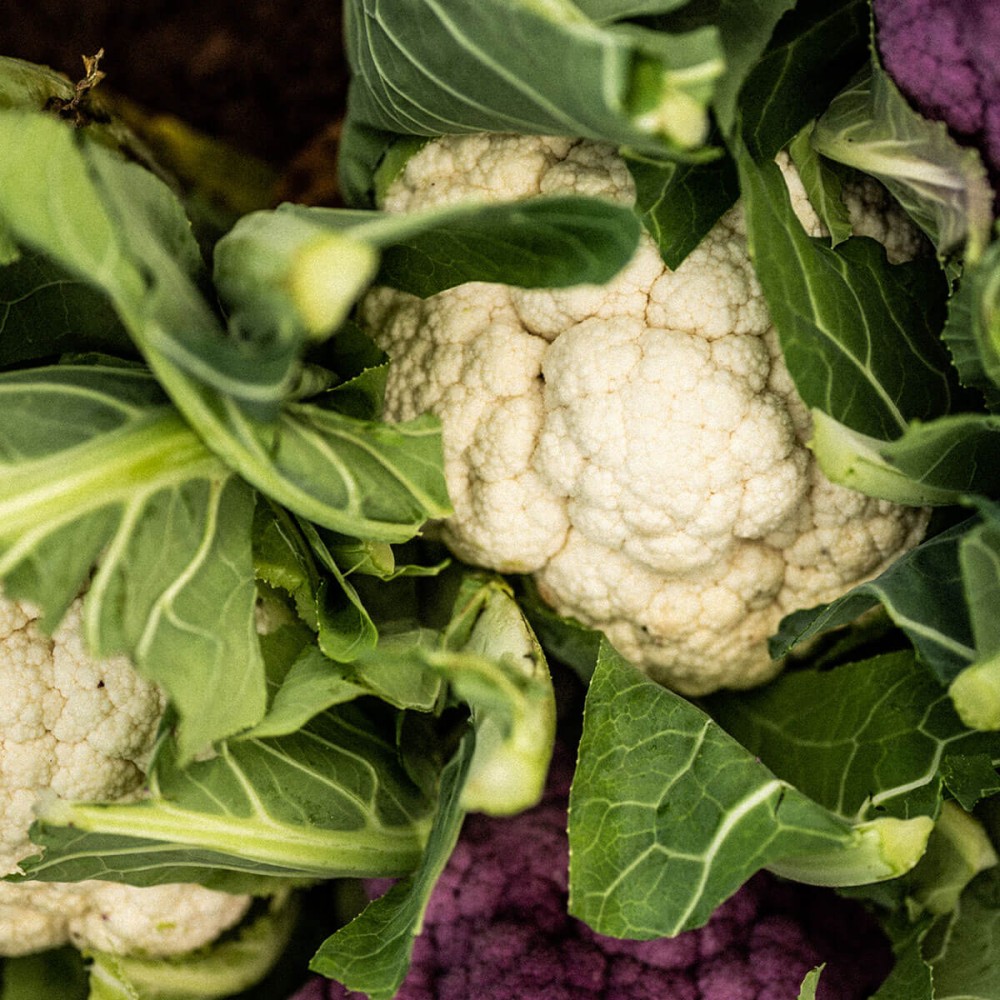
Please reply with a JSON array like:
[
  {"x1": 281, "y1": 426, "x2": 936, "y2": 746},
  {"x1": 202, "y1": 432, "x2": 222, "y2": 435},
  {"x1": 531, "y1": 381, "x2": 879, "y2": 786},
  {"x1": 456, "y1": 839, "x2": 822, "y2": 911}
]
[
  {"x1": 290, "y1": 746, "x2": 891, "y2": 1000},
  {"x1": 0, "y1": 591, "x2": 252, "y2": 956},
  {"x1": 361, "y1": 133, "x2": 930, "y2": 694}
]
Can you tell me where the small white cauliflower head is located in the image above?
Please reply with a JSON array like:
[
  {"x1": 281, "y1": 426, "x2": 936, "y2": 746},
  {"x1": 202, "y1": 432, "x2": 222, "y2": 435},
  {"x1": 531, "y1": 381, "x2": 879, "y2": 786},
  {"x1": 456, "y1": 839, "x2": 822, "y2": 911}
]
[
  {"x1": 363, "y1": 133, "x2": 930, "y2": 696},
  {"x1": 0, "y1": 593, "x2": 251, "y2": 955},
  {"x1": 0, "y1": 879, "x2": 251, "y2": 957}
]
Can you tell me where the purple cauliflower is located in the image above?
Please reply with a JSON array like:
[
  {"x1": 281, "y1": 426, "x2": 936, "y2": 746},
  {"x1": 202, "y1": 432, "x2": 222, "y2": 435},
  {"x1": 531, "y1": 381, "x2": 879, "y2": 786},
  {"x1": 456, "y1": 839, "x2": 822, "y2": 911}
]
[
  {"x1": 874, "y1": 0, "x2": 1000, "y2": 181},
  {"x1": 290, "y1": 747, "x2": 891, "y2": 1000}
]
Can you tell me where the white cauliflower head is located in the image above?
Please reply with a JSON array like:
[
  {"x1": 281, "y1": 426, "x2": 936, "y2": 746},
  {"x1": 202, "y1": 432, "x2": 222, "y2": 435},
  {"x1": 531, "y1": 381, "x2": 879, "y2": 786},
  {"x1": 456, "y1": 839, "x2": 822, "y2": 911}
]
[
  {"x1": 0, "y1": 592, "x2": 251, "y2": 955},
  {"x1": 362, "y1": 132, "x2": 930, "y2": 696}
]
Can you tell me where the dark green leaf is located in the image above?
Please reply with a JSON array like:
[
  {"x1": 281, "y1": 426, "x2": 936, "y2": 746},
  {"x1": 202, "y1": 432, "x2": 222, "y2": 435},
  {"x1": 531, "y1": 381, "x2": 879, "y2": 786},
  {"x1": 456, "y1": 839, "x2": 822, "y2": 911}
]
[
  {"x1": 341, "y1": 0, "x2": 723, "y2": 201},
  {"x1": 811, "y1": 409, "x2": 1000, "y2": 505},
  {"x1": 770, "y1": 520, "x2": 976, "y2": 682},
  {"x1": 0, "y1": 109, "x2": 452, "y2": 543},
  {"x1": 0, "y1": 251, "x2": 132, "y2": 368},
  {"x1": 705, "y1": 652, "x2": 998, "y2": 821},
  {"x1": 624, "y1": 149, "x2": 738, "y2": 268},
  {"x1": 737, "y1": 0, "x2": 867, "y2": 158},
  {"x1": 940, "y1": 754, "x2": 1000, "y2": 813},
  {"x1": 941, "y1": 237, "x2": 1000, "y2": 409},
  {"x1": 0, "y1": 949, "x2": 88, "y2": 1000},
  {"x1": 736, "y1": 144, "x2": 953, "y2": 439},
  {"x1": 788, "y1": 125, "x2": 854, "y2": 247},
  {"x1": 924, "y1": 866, "x2": 1000, "y2": 999}
]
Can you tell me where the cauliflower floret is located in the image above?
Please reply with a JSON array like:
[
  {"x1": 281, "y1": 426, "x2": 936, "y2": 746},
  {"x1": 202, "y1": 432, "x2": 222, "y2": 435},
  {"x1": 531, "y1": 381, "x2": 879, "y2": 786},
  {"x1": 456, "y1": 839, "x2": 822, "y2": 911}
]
[
  {"x1": 0, "y1": 880, "x2": 250, "y2": 957},
  {"x1": 363, "y1": 133, "x2": 930, "y2": 695},
  {"x1": 0, "y1": 592, "x2": 252, "y2": 955}
]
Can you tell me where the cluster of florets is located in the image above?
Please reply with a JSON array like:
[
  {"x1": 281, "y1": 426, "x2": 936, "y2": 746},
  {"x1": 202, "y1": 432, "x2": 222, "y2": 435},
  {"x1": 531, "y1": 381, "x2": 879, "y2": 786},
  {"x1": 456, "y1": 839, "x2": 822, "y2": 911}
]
[{"x1": 291, "y1": 748, "x2": 891, "y2": 1000}]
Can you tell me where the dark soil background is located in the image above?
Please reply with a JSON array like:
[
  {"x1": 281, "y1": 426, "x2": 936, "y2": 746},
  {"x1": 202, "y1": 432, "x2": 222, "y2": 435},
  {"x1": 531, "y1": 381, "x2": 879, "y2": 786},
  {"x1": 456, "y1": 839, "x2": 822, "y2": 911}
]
[{"x1": 0, "y1": 1, "x2": 349, "y2": 195}]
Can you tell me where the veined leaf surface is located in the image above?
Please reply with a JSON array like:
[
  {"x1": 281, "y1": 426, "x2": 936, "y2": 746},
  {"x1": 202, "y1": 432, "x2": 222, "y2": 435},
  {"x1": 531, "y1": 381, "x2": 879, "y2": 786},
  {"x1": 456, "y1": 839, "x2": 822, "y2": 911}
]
[{"x1": 0, "y1": 363, "x2": 265, "y2": 757}]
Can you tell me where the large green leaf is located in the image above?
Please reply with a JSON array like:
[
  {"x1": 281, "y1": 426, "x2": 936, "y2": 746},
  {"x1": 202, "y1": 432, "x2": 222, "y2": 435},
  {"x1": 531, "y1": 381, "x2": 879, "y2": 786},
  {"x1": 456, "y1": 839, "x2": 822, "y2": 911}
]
[
  {"x1": 341, "y1": 0, "x2": 723, "y2": 202},
  {"x1": 0, "y1": 109, "x2": 452, "y2": 543},
  {"x1": 0, "y1": 363, "x2": 266, "y2": 757},
  {"x1": 735, "y1": 0, "x2": 868, "y2": 158},
  {"x1": 567, "y1": 641, "x2": 886, "y2": 937},
  {"x1": 925, "y1": 866, "x2": 1000, "y2": 999},
  {"x1": 309, "y1": 578, "x2": 555, "y2": 996},
  {"x1": 14, "y1": 703, "x2": 435, "y2": 891},
  {"x1": 736, "y1": 142, "x2": 954, "y2": 439},
  {"x1": 705, "y1": 652, "x2": 999, "y2": 822}
]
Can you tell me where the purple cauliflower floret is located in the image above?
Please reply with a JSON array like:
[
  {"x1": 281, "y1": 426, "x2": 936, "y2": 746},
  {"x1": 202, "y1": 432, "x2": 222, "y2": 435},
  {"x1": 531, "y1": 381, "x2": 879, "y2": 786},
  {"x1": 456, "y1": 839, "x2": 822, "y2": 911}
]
[
  {"x1": 291, "y1": 747, "x2": 891, "y2": 1000},
  {"x1": 874, "y1": 0, "x2": 1000, "y2": 182}
]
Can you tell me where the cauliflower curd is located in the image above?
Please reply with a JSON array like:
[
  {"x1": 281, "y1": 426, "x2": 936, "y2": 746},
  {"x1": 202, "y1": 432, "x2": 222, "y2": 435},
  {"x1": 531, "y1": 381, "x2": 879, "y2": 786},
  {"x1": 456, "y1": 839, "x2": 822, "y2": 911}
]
[
  {"x1": 363, "y1": 133, "x2": 929, "y2": 695},
  {"x1": 0, "y1": 593, "x2": 252, "y2": 956}
]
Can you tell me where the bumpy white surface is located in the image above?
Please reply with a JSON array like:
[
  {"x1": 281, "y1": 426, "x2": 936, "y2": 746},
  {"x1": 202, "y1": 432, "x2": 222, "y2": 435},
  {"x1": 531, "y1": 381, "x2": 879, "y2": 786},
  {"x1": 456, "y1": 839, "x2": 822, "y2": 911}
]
[
  {"x1": 363, "y1": 133, "x2": 929, "y2": 695},
  {"x1": 0, "y1": 593, "x2": 251, "y2": 955}
]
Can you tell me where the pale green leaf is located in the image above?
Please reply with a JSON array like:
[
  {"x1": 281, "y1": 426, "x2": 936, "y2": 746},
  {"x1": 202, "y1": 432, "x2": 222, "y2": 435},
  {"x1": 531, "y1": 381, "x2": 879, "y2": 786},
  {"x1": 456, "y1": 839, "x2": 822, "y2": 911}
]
[
  {"x1": 0, "y1": 364, "x2": 266, "y2": 757},
  {"x1": 15, "y1": 704, "x2": 435, "y2": 889},
  {"x1": 814, "y1": 63, "x2": 994, "y2": 261}
]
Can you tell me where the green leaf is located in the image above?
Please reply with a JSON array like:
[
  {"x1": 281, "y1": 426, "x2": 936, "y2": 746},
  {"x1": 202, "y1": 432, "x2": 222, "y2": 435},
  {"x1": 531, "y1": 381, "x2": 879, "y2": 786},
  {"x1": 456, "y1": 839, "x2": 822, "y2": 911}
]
[
  {"x1": 906, "y1": 802, "x2": 998, "y2": 918},
  {"x1": 924, "y1": 866, "x2": 1000, "y2": 999},
  {"x1": 810, "y1": 408, "x2": 1000, "y2": 506},
  {"x1": 86, "y1": 895, "x2": 299, "y2": 1000},
  {"x1": 870, "y1": 934, "x2": 933, "y2": 1000},
  {"x1": 736, "y1": 142, "x2": 954, "y2": 439},
  {"x1": 650, "y1": 0, "x2": 799, "y2": 137},
  {"x1": 243, "y1": 643, "x2": 367, "y2": 740},
  {"x1": 573, "y1": 0, "x2": 694, "y2": 22},
  {"x1": 0, "y1": 109, "x2": 451, "y2": 543},
  {"x1": 705, "y1": 652, "x2": 998, "y2": 822},
  {"x1": 735, "y1": 0, "x2": 868, "y2": 158},
  {"x1": 0, "y1": 364, "x2": 266, "y2": 758},
  {"x1": 0, "y1": 949, "x2": 89, "y2": 1000},
  {"x1": 771, "y1": 521, "x2": 976, "y2": 683},
  {"x1": 941, "y1": 237, "x2": 1000, "y2": 410},
  {"x1": 341, "y1": 0, "x2": 723, "y2": 201},
  {"x1": 567, "y1": 640, "x2": 858, "y2": 937},
  {"x1": 309, "y1": 731, "x2": 474, "y2": 1000},
  {"x1": 517, "y1": 576, "x2": 604, "y2": 683},
  {"x1": 0, "y1": 250, "x2": 132, "y2": 368},
  {"x1": 814, "y1": 62, "x2": 995, "y2": 261},
  {"x1": 435, "y1": 576, "x2": 556, "y2": 815},
  {"x1": 15, "y1": 704, "x2": 435, "y2": 889},
  {"x1": 213, "y1": 207, "x2": 380, "y2": 346},
  {"x1": 797, "y1": 966, "x2": 824, "y2": 1000},
  {"x1": 949, "y1": 500, "x2": 1000, "y2": 730},
  {"x1": 624, "y1": 149, "x2": 739, "y2": 268},
  {"x1": 276, "y1": 196, "x2": 643, "y2": 299},
  {"x1": 940, "y1": 754, "x2": 1000, "y2": 812}
]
